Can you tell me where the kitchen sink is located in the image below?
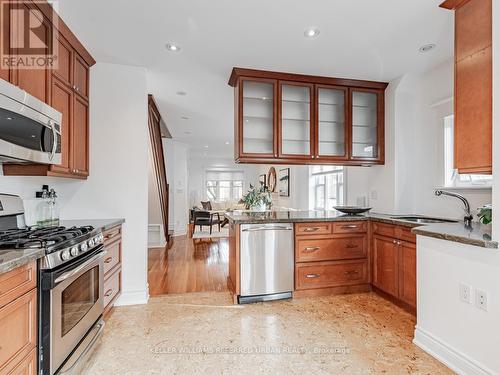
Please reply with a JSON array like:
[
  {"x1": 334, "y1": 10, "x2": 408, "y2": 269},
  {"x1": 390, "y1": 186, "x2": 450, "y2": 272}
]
[{"x1": 391, "y1": 216, "x2": 459, "y2": 224}]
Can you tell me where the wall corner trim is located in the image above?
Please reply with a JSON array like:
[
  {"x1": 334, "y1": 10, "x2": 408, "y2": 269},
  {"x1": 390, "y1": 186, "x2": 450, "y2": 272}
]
[{"x1": 413, "y1": 326, "x2": 494, "y2": 375}]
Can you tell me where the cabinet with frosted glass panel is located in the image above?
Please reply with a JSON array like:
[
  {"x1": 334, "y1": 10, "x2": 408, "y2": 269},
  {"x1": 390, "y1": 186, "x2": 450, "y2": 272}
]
[{"x1": 229, "y1": 68, "x2": 387, "y2": 165}]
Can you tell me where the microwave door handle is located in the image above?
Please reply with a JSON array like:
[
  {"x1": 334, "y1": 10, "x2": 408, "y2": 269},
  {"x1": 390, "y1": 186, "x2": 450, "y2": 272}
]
[
  {"x1": 49, "y1": 121, "x2": 57, "y2": 161},
  {"x1": 54, "y1": 250, "x2": 107, "y2": 284}
]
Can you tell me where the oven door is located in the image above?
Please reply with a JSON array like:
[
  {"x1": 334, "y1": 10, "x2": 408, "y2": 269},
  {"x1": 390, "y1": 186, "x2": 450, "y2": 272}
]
[{"x1": 48, "y1": 247, "x2": 105, "y2": 374}]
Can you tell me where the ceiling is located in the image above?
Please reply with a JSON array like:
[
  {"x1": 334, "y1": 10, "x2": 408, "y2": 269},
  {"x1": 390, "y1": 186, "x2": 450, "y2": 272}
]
[{"x1": 57, "y1": 0, "x2": 453, "y2": 158}]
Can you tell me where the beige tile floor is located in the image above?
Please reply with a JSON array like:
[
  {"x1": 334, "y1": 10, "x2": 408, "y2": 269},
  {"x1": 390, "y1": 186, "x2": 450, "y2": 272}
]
[{"x1": 83, "y1": 292, "x2": 454, "y2": 375}]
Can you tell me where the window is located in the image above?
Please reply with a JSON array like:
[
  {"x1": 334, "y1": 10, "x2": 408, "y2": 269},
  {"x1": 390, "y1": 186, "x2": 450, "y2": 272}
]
[
  {"x1": 205, "y1": 169, "x2": 244, "y2": 201},
  {"x1": 309, "y1": 166, "x2": 345, "y2": 210},
  {"x1": 443, "y1": 115, "x2": 492, "y2": 188}
]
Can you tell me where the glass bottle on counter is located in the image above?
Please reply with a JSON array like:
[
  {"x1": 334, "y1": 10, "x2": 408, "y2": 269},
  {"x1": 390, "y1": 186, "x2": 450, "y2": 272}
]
[
  {"x1": 36, "y1": 189, "x2": 51, "y2": 228},
  {"x1": 48, "y1": 188, "x2": 60, "y2": 227}
]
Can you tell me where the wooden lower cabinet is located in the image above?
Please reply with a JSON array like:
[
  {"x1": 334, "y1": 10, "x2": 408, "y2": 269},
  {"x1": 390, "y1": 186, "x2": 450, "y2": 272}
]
[
  {"x1": 372, "y1": 222, "x2": 417, "y2": 311},
  {"x1": 294, "y1": 222, "x2": 370, "y2": 296},
  {"x1": 103, "y1": 225, "x2": 122, "y2": 316},
  {"x1": 0, "y1": 262, "x2": 37, "y2": 375},
  {"x1": 372, "y1": 235, "x2": 399, "y2": 297}
]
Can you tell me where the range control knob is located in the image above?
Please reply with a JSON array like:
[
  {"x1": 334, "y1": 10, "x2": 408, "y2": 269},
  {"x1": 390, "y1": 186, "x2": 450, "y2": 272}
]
[
  {"x1": 80, "y1": 243, "x2": 88, "y2": 252},
  {"x1": 88, "y1": 238, "x2": 95, "y2": 247},
  {"x1": 70, "y1": 247, "x2": 79, "y2": 256},
  {"x1": 61, "y1": 249, "x2": 71, "y2": 261}
]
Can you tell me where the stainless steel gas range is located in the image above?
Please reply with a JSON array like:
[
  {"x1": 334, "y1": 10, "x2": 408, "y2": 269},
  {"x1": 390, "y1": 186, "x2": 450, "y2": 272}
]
[{"x1": 0, "y1": 194, "x2": 105, "y2": 375}]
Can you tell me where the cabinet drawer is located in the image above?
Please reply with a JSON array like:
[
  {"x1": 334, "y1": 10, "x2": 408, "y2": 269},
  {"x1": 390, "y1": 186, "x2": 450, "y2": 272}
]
[
  {"x1": 104, "y1": 269, "x2": 121, "y2": 309},
  {"x1": 332, "y1": 221, "x2": 367, "y2": 234},
  {"x1": 372, "y1": 222, "x2": 395, "y2": 238},
  {"x1": 394, "y1": 226, "x2": 416, "y2": 243},
  {"x1": 103, "y1": 225, "x2": 121, "y2": 244},
  {"x1": 296, "y1": 236, "x2": 367, "y2": 262},
  {"x1": 296, "y1": 260, "x2": 368, "y2": 290},
  {"x1": 0, "y1": 262, "x2": 36, "y2": 309},
  {"x1": 295, "y1": 222, "x2": 331, "y2": 235},
  {"x1": 0, "y1": 289, "x2": 37, "y2": 374},
  {"x1": 103, "y1": 238, "x2": 121, "y2": 276},
  {"x1": 2, "y1": 348, "x2": 36, "y2": 375}
]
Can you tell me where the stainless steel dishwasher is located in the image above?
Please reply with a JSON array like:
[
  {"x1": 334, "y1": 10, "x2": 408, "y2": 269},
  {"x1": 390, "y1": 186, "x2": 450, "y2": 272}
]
[{"x1": 239, "y1": 223, "x2": 294, "y2": 304}]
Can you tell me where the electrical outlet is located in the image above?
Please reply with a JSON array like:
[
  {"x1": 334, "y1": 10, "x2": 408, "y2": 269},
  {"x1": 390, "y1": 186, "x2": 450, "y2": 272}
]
[
  {"x1": 475, "y1": 289, "x2": 488, "y2": 311},
  {"x1": 459, "y1": 283, "x2": 472, "y2": 304}
]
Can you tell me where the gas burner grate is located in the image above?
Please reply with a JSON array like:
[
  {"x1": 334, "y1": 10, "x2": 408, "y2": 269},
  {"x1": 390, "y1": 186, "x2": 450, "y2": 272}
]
[{"x1": 0, "y1": 225, "x2": 95, "y2": 250}]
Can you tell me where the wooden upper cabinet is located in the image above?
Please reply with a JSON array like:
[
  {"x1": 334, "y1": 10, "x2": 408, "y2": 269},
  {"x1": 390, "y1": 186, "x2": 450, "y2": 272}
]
[
  {"x1": 73, "y1": 53, "x2": 89, "y2": 99},
  {"x1": 315, "y1": 85, "x2": 348, "y2": 161},
  {"x1": 441, "y1": 0, "x2": 492, "y2": 174},
  {"x1": 53, "y1": 35, "x2": 72, "y2": 86},
  {"x1": 0, "y1": 0, "x2": 10, "y2": 82},
  {"x1": 72, "y1": 95, "x2": 89, "y2": 177},
  {"x1": 229, "y1": 68, "x2": 387, "y2": 166},
  {"x1": 50, "y1": 76, "x2": 72, "y2": 174},
  {"x1": 278, "y1": 81, "x2": 314, "y2": 159},
  {"x1": 11, "y1": 2, "x2": 52, "y2": 104},
  {"x1": 237, "y1": 78, "x2": 278, "y2": 158}
]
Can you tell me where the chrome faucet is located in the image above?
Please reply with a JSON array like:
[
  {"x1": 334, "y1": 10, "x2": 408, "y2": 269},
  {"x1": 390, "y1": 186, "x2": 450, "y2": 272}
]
[{"x1": 435, "y1": 190, "x2": 473, "y2": 226}]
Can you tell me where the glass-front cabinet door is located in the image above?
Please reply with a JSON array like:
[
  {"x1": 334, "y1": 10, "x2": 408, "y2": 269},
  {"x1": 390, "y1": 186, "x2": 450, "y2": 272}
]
[
  {"x1": 350, "y1": 89, "x2": 382, "y2": 160},
  {"x1": 240, "y1": 79, "x2": 277, "y2": 157},
  {"x1": 279, "y1": 82, "x2": 313, "y2": 158},
  {"x1": 316, "y1": 85, "x2": 348, "y2": 160}
]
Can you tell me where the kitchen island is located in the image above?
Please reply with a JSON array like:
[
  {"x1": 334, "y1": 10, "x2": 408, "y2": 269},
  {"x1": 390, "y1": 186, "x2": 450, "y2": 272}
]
[{"x1": 226, "y1": 210, "x2": 497, "y2": 311}]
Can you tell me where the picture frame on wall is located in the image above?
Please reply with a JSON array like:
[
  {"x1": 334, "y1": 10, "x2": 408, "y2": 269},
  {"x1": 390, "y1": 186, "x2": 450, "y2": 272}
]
[
  {"x1": 278, "y1": 168, "x2": 290, "y2": 197},
  {"x1": 259, "y1": 174, "x2": 267, "y2": 188}
]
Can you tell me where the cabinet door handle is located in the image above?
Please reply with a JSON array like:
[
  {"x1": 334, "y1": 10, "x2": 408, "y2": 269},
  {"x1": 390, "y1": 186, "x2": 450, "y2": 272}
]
[
  {"x1": 344, "y1": 270, "x2": 359, "y2": 275},
  {"x1": 341, "y1": 225, "x2": 359, "y2": 229},
  {"x1": 104, "y1": 289, "x2": 113, "y2": 297},
  {"x1": 304, "y1": 246, "x2": 320, "y2": 252},
  {"x1": 104, "y1": 257, "x2": 113, "y2": 264},
  {"x1": 303, "y1": 227, "x2": 320, "y2": 232},
  {"x1": 393, "y1": 240, "x2": 397, "y2": 244},
  {"x1": 345, "y1": 244, "x2": 358, "y2": 249},
  {"x1": 305, "y1": 273, "x2": 320, "y2": 279}
]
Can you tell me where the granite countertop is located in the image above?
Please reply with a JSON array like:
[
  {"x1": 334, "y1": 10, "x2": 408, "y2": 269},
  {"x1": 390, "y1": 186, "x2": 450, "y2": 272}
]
[
  {"x1": 0, "y1": 248, "x2": 45, "y2": 275},
  {"x1": 61, "y1": 218, "x2": 125, "y2": 231},
  {"x1": 225, "y1": 210, "x2": 497, "y2": 249},
  {"x1": 412, "y1": 222, "x2": 497, "y2": 249}
]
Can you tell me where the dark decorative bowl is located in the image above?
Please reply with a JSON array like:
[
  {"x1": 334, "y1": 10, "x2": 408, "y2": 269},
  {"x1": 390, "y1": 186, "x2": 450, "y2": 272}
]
[{"x1": 333, "y1": 206, "x2": 372, "y2": 215}]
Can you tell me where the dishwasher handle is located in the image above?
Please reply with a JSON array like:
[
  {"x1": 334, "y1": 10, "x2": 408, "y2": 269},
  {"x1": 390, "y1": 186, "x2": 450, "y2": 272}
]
[{"x1": 241, "y1": 226, "x2": 293, "y2": 232}]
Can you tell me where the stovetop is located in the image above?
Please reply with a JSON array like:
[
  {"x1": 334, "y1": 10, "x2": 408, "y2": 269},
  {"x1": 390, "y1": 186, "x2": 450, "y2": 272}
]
[{"x1": 0, "y1": 226, "x2": 95, "y2": 253}]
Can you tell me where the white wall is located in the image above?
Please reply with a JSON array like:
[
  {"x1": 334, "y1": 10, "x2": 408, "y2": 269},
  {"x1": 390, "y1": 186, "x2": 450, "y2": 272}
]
[
  {"x1": 414, "y1": 236, "x2": 500, "y2": 374},
  {"x1": 164, "y1": 139, "x2": 189, "y2": 236}
]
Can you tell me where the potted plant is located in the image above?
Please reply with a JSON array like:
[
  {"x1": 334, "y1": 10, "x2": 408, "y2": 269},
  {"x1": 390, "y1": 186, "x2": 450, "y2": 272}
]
[
  {"x1": 242, "y1": 184, "x2": 272, "y2": 212},
  {"x1": 477, "y1": 204, "x2": 492, "y2": 225}
]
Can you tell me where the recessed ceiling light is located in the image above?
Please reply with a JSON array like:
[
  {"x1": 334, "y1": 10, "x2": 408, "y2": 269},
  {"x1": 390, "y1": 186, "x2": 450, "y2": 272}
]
[
  {"x1": 304, "y1": 27, "x2": 320, "y2": 38},
  {"x1": 225, "y1": 141, "x2": 230, "y2": 145},
  {"x1": 181, "y1": 116, "x2": 189, "y2": 120},
  {"x1": 204, "y1": 145, "x2": 209, "y2": 148},
  {"x1": 166, "y1": 43, "x2": 181, "y2": 52},
  {"x1": 419, "y1": 43, "x2": 436, "y2": 53},
  {"x1": 176, "y1": 91, "x2": 187, "y2": 96}
]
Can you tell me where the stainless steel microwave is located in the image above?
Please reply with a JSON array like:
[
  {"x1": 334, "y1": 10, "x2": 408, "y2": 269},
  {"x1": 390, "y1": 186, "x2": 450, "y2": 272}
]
[{"x1": 0, "y1": 79, "x2": 62, "y2": 164}]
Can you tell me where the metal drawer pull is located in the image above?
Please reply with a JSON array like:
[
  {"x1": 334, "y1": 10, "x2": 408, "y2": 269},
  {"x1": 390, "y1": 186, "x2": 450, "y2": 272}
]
[
  {"x1": 305, "y1": 273, "x2": 320, "y2": 279},
  {"x1": 303, "y1": 227, "x2": 320, "y2": 232},
  {"x1": 304, "y1": 246, "x2": 320, "y2": 252},
  {"x1": 344, "y1": 270, "x2": 359, "y2": 275},
  {"x1": 345, "y1": 244, "x2": 358, "y2": 249},
  {"x1": 104, "y1": 289, "x2": 114, "y2": 297},
  {"x1": 104, "y1": 257, "x2": 113, "y2": 263},
  {"x1": 341, "y1": 225, "x2": 359, "y2": 229}
]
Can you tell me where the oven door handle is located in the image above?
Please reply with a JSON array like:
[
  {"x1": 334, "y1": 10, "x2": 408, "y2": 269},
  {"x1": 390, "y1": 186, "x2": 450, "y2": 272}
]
[{"x1": 54, "y1": 251, "x2": 107, "y2": 284}]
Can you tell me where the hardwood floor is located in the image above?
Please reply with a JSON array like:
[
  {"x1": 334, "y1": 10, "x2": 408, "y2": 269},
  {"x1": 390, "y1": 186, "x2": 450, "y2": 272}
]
[{"x1": 148, "y1": 235, "x2": 229, "y2": 296}]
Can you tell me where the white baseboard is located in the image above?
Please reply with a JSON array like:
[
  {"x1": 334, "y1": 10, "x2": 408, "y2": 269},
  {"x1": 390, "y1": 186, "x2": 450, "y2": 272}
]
[
  {"x1": 114, "y1": 288, "x2": 149, "y2": 307},
  {"x1": 413, "y1": 326, "x2": 495, "y2": 375}
]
